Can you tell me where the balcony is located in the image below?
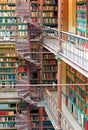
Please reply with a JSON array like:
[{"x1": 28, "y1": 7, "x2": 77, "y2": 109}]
[{"x1": 42, "y1": 26, "x2": 88, "y2": 76}]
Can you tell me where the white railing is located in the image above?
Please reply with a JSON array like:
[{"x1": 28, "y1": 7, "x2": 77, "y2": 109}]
[
  {"x1": 43, "y1": 89, "x2": 59, "y2": 129},
  {"x1": 42, "y1": 26, "x2": 88, "y2": 71},
  {"x1": 43, "y1": 89, "x2": 74, "y2": 130},
  {"x1": 0, "y1": 91, "x2": 18, "y2": 98},
  {"x1": 0, "y1": 85, "x2": 18, "y2": 98}
]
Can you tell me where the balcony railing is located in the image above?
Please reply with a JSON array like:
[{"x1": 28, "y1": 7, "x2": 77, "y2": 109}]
[
  {"x1": 42, "y1": 26, "x2": 88, "y2": 72},
  {"x1": 43, "y1": 89, "x2": 59, "y2": 129},
  {"x1": 44, "y1": 89, "x2": 74, "y2": 130},
  {"x1": 0, "y1": 84, "x2": 19, "y2": 99}
]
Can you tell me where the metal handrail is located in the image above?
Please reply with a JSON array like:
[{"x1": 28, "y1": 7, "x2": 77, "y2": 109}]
[
  {"x1": 44, "y1": 89, "x2": 74, "y2": 130},
  {"x1": 42, "y1": 25, "x2": 88, "y2": 72},
  {"x1": 43, "y1": 25, "x2": 88, "y2": 41}
]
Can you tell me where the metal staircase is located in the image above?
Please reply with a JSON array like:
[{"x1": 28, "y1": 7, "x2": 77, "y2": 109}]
[
  {"x1": 15, "y1": 0, "x2": 42, "y2": 68},
  {"x1": 16, "y1": 111, "x2": 40, "y2": 130},
  {"x1": 16, "y1": 0, "x2": 30, "y2": 22},
  {"x1": 15, "y1": 0, "x2": 42, "y2": 103},
  {"x1": 15, "y1": 0, "x2": 85, "y2": 130},
  {"x1": 16, "y1": 79, "x2": 44, "y2": 130},
  {"x1": 16, "y1": 84, "x2": 43, "y2": 106},
  {"x1": 16, "y1": 111, "x2": 32, "y2": 130},
  {"x1": 15, "y1": 83, "x2": 77, "y2": 130}
]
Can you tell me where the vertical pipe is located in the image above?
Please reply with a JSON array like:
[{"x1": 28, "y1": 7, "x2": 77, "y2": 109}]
[
  {"x1": 39, "y1": 107, "x2": 43, "y2": 130},
  {"x1": 38, "y1": 45, "x2": 43, "y2": 84},
  {"x1": 40, "y1": 0, "x2": 43, "y2": 25},
  {"x1": 27, "y1": 104, "x2": 31, "y2": 130},
  {"x1": 58, "y1": 0, "x2": 62, "y2": 109},
  {"x1": 57, "y1": 0, "x2": 62, "y2": 129},
  {"x1": 26, "y1": 23, "x2": 30, "y2": 84},
  {"x1": 38, "y1": 0, "x2": 43, "y2": 84},
  {"x1": 57, "y1": 60, "x2": 62, "y2": 109},
  {"x1": 58, "y1": 0, "x2": 62, "y2": 30},
  {"x1": 57, "y1": 60, "x2": 62, "y2": 129},
  {"x1": 26, "y1": 61, "x2": 30, "y2": 84}
]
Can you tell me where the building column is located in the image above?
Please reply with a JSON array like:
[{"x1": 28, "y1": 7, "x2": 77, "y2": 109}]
[
  {"x1": 39, "y1": 107, "x2": 43, "y2": 130},
  {"x1": 57, "y1": 0, "x2": 62, "y2": 128},
  {"x1": 57, "y1": 59, "x2": 62, "y2": 110},
  {"x1": 57, "y1": 58, "x2": 62, "y2": 130}
]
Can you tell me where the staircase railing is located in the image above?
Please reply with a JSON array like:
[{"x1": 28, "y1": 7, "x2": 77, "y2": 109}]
[
  {"x1": 15, "y1": 0, "x2": 42, "y2": 68},
  {"x1": 16, "y1": 0, "x2": 30, "y2": 21},
  {"x1": 16, "y1": 112, "x2": 32, "y2": 130}
]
